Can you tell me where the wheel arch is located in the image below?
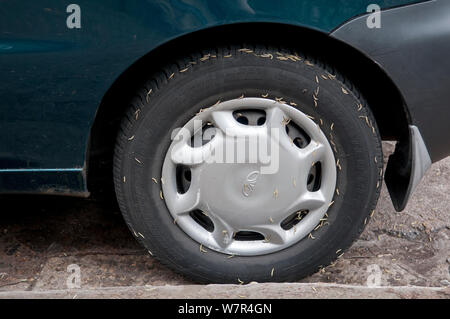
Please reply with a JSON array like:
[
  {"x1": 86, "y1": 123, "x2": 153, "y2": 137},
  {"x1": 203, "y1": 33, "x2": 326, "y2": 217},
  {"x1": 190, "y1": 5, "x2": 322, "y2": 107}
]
[{"x1": 86, "y1": 22, "x2": 410, "y2": 198}]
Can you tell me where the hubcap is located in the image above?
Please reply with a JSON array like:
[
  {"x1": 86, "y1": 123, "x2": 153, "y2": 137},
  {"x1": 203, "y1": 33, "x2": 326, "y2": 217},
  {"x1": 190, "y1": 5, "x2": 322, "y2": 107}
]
[{"x1": 161, "y1": 98, "x2": 336, "y2": 256}]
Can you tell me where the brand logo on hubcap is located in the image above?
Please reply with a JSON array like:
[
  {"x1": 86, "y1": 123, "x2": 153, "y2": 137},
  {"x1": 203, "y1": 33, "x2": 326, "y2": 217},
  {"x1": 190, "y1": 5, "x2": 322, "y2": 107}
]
[{"x1": 242, "y1": 171, "x2": 260, "y2": 197}]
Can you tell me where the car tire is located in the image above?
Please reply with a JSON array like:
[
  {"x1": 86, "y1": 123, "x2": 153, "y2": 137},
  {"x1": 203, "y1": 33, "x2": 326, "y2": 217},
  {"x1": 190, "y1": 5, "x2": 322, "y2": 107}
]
[{"x1": 113, "y1": 45, "x2": 383, "y2": 283}]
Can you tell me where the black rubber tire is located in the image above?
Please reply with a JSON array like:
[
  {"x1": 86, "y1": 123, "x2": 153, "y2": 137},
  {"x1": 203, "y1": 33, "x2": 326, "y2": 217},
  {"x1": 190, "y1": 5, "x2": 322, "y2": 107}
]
[{"x1": 113, "y1": 45, "x2": 383, "y2": 284}]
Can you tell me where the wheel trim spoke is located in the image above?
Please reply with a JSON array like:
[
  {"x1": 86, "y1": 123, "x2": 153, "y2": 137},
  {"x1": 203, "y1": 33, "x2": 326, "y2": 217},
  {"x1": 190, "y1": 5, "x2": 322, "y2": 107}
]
[
  {"x1": 171, "y1": 188, "x2": 201, "y2": 216},
  {"x1": 289, "y1": 190, "x2": 327, "y2": 213},
  {"x1": 168, "y1": 166, "x2": 203, "y2": 215},
  {"x1": 170, "y1": 141, "x2": 211, "y2": 166},
  {"x1": 302, "y1": 140, "x2": 325, "y2": 160},
  {"x1": 211, "y1": 110, "x2": 239, "y2": 133},
  {"x1": 266, "y1": 106, "x2": 288, "y2": 130},
  {"x1": 266, "y1": 106, "x2": 300, "y2": 152},
  {"x1": 207, "y1": 213, "x2": 236, "y2": 249},
  {"x1": 249, "y1": 224, "x2": 287, "y2": 245}
]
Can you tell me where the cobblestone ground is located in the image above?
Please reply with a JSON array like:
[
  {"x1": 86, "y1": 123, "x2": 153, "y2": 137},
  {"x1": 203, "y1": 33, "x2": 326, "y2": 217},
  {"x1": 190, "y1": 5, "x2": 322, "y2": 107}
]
[{"x1": 0, "y1": 143, "x2": 449, "y2": 295}]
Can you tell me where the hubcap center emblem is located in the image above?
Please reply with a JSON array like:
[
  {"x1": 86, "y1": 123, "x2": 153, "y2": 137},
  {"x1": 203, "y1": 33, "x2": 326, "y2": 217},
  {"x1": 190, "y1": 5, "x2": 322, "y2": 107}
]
[{"x1": 242, "y1": 171, "x2": 260, "y2": 197}]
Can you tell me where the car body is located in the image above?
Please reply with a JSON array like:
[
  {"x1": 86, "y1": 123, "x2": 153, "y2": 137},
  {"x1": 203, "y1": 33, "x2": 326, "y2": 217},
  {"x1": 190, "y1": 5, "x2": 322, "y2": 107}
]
[{"x1": 1, "y1": 0, "x2": 449, "y2": 211}]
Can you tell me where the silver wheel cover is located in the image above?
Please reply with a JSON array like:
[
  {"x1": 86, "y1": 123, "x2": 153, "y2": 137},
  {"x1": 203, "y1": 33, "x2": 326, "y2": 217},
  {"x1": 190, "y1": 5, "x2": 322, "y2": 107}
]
[{"x1": 161, "y1": 98, "x2": 336, "y2": 256}]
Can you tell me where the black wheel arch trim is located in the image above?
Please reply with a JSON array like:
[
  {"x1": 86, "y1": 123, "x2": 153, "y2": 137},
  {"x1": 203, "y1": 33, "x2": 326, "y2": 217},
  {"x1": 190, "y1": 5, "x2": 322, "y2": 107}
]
[{"x1": 331, "y1": 0, "x2": 450, "y2": 211}]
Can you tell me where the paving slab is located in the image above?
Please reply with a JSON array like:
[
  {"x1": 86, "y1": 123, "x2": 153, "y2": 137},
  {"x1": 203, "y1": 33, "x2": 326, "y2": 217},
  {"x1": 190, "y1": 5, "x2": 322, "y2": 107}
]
[{"x1": 0, "y1": 283, "x2": 448, "y2": 299}]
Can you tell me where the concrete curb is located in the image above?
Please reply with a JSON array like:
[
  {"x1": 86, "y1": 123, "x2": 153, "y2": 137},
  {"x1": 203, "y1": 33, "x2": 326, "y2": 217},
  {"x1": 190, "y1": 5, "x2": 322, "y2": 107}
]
[{"x1": 0, "y1": 283, "x2": 448, "y2": 299}]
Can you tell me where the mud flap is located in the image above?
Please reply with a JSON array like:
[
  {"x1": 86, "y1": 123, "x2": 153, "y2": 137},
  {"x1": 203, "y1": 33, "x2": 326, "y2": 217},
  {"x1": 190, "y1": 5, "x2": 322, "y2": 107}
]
[{"x1": 385, "y1": 126, "x2": 432, "y2": 212}]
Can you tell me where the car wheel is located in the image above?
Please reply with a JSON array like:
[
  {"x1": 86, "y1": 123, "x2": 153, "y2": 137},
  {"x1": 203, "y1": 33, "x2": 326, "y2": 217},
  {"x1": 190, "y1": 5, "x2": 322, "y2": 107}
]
[{"x1": 113, "y1": 45, "x2": 383, "y2": 283}]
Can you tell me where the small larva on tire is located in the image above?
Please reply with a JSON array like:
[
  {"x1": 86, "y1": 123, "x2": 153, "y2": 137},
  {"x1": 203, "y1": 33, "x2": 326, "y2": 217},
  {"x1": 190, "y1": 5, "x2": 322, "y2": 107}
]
[
  {"x1": 146, "y1": 89, "x2": 152, "y2": 103},
  {"x1": 314, "y1": 86, "x2": 320, "y2": 96},
  {"x1": 238, "y1": 48, "x2": 253, "y2": 53},
  {"x1": 336, "y1": 159, "x2": 342, "y2": 171}
]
